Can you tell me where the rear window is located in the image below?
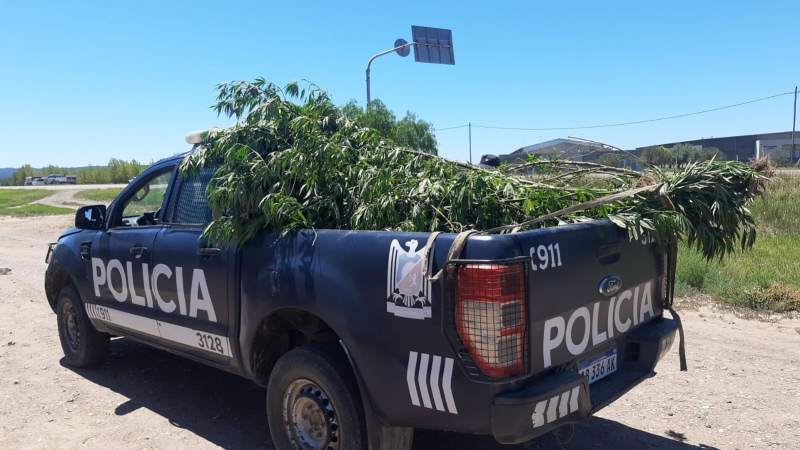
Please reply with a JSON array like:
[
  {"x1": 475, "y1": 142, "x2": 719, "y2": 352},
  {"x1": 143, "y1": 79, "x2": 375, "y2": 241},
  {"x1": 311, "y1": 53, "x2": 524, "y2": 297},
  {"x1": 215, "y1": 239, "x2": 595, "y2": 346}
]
[{"x1": 165, "y1": 167, "x2": 216, "y2": 225}]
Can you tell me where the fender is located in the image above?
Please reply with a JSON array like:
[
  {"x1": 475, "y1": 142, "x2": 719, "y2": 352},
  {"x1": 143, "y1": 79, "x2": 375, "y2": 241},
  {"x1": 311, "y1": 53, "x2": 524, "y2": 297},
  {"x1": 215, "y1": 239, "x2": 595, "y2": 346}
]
[{"x1": 44, "y1": 230, "x2": 102, "y2": 318}]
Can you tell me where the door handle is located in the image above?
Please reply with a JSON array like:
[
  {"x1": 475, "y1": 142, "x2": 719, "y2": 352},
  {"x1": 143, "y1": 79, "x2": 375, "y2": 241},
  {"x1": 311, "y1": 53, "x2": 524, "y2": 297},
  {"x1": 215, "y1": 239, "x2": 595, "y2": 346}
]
[
  {"x1": 597, "y1": 243, "x2": 620, "y2": 265},
  {"x1": 197, "y1": 247, "x2": 221, "y2": 257},
  {"x1": 130, "y1": 246, "x2": 148, "y2": 255}
]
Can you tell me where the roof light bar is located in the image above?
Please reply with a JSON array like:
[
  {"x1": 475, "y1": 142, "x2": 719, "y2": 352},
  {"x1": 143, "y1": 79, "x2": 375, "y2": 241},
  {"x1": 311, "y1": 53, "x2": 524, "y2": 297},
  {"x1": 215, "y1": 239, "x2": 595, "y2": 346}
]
[{"x1": 185, "y1": 130, "x2": 207, "y2": 145}]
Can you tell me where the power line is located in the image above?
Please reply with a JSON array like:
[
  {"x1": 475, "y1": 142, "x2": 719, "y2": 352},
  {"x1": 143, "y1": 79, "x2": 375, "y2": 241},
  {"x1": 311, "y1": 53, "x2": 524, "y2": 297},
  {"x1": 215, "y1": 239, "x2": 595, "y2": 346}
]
[
  {"x1": 436, "y1": 91, "x2": 795, "y2": 132},
  {"x1": 436, "y1": 124, "x2": 469, "y2": 131}
]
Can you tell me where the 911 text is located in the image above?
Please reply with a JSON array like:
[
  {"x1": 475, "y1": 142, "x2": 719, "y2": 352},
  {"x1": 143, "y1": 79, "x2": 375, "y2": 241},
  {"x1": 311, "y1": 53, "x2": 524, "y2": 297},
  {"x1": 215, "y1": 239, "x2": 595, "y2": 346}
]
[{"x1": 530, "y1": 243, "x2": 563, "y2": 271}]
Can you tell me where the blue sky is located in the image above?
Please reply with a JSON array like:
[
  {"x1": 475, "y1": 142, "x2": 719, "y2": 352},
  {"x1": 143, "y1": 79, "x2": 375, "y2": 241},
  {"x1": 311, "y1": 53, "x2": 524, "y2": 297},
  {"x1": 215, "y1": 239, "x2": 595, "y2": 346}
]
[{"x1": 1, "y1": 0, "x2": 798, "y2": 168}]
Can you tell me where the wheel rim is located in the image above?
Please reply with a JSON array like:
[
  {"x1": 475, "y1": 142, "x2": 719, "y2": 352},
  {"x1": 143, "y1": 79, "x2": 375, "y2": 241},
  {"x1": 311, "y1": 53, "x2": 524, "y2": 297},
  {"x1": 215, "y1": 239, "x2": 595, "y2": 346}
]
[
  {"x1": 283, "y1": 379, "x2": 339, "y2": 450},
  {"x1": 62, "y1": 302, "x2": 80, "y2": 352}
]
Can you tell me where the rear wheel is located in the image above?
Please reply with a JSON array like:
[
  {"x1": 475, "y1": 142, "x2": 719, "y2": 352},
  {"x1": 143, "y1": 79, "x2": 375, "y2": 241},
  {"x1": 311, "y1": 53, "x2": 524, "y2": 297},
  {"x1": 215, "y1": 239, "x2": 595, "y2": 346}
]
[
  {"x1": 267, "y1": 344, "x2": 366, "y2": 450},
  {"x1": 56, "y1": 285, "x2": 110, "y2": 367}
]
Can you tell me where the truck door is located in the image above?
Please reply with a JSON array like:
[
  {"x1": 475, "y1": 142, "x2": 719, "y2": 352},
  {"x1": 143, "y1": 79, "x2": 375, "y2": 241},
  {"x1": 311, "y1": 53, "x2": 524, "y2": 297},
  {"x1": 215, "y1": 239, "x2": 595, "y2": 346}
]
[
  {"x1": 152, "y1": 167, "x2": 233, "y2": 365},
  {"x1": 88, "y1": 167, "x2": 175, "y2": 343}
]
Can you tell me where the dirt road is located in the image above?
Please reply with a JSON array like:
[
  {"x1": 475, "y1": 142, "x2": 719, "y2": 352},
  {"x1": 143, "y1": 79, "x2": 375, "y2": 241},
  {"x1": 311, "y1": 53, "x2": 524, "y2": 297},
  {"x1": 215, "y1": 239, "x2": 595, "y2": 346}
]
[
  {"x1": 1, "y1": 212, "x2": 799, "y2": 449},
  {"x1": 0, "y1": 184, "x2": 125, "y2": 209}
]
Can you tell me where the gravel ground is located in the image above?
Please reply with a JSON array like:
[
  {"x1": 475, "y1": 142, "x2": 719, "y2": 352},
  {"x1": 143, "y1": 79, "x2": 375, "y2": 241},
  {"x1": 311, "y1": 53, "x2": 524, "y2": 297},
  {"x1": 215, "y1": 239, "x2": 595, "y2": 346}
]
[{"x1": 1, "y1": 211, "x2": 799, "y2": 449}]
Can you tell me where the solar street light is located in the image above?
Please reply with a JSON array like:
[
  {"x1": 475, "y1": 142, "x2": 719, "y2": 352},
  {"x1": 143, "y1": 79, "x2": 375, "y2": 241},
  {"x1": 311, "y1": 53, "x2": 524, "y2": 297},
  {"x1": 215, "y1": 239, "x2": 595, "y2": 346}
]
[{"x1": 366, "y1": 26, "x2": 455, "y2": 106}]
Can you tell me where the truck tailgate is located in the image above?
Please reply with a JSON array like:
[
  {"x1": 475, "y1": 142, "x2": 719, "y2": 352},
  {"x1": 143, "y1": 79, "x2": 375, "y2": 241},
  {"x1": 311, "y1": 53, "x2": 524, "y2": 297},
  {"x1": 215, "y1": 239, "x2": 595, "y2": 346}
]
[{"x1": 514, "y1": 221, "x2": 664, "y2": 374}]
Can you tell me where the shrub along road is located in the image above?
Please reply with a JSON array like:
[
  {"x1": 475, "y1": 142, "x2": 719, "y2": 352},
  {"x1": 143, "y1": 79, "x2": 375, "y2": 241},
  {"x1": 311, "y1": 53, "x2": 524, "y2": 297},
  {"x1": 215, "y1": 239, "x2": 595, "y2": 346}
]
[{"x1": 0, "y1": 207, "x2": 798, "y2": 449}]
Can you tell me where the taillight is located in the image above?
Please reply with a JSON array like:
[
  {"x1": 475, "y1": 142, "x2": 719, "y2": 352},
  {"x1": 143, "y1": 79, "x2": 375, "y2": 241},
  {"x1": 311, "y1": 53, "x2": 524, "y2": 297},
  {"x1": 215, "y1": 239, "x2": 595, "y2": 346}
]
[{"x1": 455, "y1": 263, "x2": 527, "y2": 378}]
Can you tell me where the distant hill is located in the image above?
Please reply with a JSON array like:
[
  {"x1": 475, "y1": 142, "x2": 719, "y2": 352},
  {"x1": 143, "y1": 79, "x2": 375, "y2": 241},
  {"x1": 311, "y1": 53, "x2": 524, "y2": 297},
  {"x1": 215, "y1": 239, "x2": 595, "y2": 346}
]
[{"x1": 0, "y1": 168, "x2": 19, "y2": 180}]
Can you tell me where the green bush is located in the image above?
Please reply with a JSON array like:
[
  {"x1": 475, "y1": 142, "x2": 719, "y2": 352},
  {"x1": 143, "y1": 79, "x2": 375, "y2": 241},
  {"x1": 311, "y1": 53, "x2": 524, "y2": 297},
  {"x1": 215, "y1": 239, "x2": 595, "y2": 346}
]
[
  {"x1": 676, "y1": 250, "x2": 709, "y2": 289},
  {"x1": 742, "y1": 285, "x2": 800, "y2": 313}
]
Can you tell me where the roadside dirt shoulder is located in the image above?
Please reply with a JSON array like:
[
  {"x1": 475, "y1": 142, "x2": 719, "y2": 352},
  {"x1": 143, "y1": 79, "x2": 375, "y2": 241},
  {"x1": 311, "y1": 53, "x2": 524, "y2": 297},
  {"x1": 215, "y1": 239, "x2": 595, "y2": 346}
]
[{"x1": 31, "y1": 189, "x2": 100, "y2": 208}]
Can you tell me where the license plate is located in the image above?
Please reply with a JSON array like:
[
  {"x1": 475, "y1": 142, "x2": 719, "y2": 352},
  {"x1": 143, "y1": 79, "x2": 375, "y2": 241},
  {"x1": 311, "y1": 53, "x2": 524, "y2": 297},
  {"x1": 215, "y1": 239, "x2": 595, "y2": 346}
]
[{"x1": 579, "y1": 348, "x2": 617, "y2": 384}]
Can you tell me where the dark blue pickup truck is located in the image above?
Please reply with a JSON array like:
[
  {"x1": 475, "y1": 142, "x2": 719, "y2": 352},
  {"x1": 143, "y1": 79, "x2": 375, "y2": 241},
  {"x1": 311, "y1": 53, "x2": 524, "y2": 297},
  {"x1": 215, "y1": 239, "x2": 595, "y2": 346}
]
[{"x1": 44, "y1": 140, "x2": 678, "y2": 449}]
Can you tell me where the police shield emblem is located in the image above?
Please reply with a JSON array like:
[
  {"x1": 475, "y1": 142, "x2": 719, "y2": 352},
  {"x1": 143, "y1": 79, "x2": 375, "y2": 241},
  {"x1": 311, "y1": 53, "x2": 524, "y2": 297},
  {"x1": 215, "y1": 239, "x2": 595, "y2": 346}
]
[{"x1": 386, "y1": 239, "x2": 432, "y2": 319}]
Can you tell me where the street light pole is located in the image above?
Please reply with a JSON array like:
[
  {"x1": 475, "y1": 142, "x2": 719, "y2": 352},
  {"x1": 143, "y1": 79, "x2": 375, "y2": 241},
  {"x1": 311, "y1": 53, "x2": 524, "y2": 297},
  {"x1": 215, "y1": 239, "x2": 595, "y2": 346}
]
[
  {"x1": 366, "y1": 42, "x2": 415, "y2": 107},
  {"x1": 792, "y1": 86, "x2": 797, "y2": 163}
]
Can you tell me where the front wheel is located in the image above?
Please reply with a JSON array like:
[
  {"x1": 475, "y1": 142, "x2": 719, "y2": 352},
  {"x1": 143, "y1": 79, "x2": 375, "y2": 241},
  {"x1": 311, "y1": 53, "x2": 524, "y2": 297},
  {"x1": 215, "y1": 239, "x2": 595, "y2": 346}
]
[
  {"x1": 56, "y1": 285, "x2": 110, "y2": 367},
  {"x1": 267, "y1": 344, "x2": 367, "y2": 450}
]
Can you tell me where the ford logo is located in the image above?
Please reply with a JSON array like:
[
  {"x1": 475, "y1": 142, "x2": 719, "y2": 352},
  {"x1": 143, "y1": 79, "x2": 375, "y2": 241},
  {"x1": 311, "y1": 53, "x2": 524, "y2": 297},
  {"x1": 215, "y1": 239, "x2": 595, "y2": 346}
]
[{"x1": 599, "y1": 275, "x2": 622, "y2": 297}]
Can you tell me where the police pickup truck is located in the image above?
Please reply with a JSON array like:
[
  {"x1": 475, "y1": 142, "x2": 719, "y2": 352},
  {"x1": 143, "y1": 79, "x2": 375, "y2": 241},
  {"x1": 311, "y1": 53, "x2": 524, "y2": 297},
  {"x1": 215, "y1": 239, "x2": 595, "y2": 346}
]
[{"x1": 44, "y1": 134, "x2": 679, "y2": 450}]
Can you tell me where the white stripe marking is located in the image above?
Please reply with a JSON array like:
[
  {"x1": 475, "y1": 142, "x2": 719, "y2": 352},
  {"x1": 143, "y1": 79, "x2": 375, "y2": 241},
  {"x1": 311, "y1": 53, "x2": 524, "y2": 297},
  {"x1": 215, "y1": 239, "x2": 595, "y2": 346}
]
[
  {"x1": 442, "y1": 357, "x2": 458, "y2": 414},
  {"x1": 84, "y1": 304, "x2": 230, "y2": 357},
  {"x1": 532, "y1": 401, "x2": 547, "y2": 427},
  {"x1": 558, "y1": 390, "x2": 569, "y2": 418},
  {"x1": 158, "y1": 321, "x2": 230, "y2": 357},
  {"x1": 407, "y1": 352, "x2": 420, "y2": 406},
  {"x1": 418, "y1": 353, "x2": 432, "y2": 409},
  {"x1": 429, "y1": 356, "x2": 445, "y2": 412},
  {"x1": 569, "y1": 386, "x2": 580, "y2": 412},
  {"x1": 546, "y1": 395, "x2": 559, "y2": 423},
  {"x1": 92, "y1": 305, "x2": 160, "y2": 337}
]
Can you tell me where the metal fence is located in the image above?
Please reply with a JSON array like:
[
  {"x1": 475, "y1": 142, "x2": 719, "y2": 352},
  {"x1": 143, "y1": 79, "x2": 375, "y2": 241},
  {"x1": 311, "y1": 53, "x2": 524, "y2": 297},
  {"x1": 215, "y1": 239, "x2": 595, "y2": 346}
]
[{"x1": 775, "y1": 169, "x2": 800, "y2": 179}]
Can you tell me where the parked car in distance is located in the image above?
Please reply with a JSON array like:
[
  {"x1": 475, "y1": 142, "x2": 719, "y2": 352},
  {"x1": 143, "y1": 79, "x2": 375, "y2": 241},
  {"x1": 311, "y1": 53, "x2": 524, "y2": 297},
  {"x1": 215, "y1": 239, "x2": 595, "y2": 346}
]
[
  {"x1": 32, "y1": 177, "x2": 45, "y2": 186},
  {"x1": 24, "y1": 177, "x2": 33, "y2": 186}
]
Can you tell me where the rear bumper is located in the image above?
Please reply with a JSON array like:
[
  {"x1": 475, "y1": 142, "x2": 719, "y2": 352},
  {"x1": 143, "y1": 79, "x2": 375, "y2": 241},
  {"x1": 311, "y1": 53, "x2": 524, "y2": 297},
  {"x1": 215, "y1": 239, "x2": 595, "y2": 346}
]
[{"x1": 491, "y1": 317, "x2": 678, "y2": 444}]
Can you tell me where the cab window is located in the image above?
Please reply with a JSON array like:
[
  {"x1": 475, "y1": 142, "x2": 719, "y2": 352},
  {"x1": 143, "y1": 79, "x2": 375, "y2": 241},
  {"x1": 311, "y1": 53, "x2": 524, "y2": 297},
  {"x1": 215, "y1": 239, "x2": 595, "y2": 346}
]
[
  {"x1": 116, "y1": 170, "x2": 174, "y2": 227},
  {"x1": 163, "y1": 167, "x2": 215, "y2": 226}
]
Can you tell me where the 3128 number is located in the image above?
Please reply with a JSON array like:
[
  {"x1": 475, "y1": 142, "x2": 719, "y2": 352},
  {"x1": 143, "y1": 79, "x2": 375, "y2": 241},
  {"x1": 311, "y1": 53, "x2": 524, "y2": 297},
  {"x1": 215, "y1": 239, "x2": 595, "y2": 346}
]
[{"x1": 196, "y1": 332, "x2": 224, "y2": 354}]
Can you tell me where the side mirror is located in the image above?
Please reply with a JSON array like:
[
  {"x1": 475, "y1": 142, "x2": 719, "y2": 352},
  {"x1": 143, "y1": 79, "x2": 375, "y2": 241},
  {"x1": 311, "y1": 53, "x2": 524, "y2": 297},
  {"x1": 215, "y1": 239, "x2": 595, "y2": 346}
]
[{"x1": 75, "y1": 205, "x2": 107, "y2": 230}]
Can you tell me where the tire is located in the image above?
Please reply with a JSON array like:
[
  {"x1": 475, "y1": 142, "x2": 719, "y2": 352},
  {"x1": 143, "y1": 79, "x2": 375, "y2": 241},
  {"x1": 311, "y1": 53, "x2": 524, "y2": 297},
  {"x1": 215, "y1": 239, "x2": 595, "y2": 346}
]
[
  {"x1": 267, "y1": 344, "x2": 367, "y2": 450},
  {"x1": 56, "y1": 285, "x2": 110, "y2": 368}
]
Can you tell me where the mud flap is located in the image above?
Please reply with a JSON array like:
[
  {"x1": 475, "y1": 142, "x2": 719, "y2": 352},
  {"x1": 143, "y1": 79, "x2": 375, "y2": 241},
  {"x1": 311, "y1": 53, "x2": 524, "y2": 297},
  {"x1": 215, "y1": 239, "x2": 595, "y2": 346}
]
[
  {"x1": 338, "y1": 340, "x2": 414, "y2": 450},
  {"x1": 664, "y1": 236, "x2": 687, "y2": 371}
]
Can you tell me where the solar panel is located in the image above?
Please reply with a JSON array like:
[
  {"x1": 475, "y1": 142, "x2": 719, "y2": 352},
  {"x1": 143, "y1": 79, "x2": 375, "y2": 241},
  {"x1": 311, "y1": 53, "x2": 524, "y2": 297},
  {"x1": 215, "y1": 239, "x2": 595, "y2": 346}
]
[{"x1": 411, "y1": 26, "x2": 455, "y2": 65}]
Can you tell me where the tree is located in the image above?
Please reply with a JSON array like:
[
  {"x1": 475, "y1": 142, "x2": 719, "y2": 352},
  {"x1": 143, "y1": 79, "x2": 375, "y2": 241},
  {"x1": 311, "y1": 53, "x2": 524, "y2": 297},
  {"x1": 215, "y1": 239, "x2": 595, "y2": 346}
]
[
  {"x1": 670, "y1": 143, "x2": 700, "y2": 166},
  {"x1": 670, "y1": 144, "x2": 727, "y2": 164},
  {"x1": 640, "y1": 146, "x2": 672, "y2": 166},
  {"x1": 10, "y1": 164, "x2": 38, "y2": 185},
  {"x1": 668, "y1": 144, "x2": 727, "y2": 166},
  {"x1": 394, "y1": 112, "x2": 438, "y2": 155},
  {"x1": 596, "y1": 153, "x2": 622, "y2": 167},
  {"x1": 3, "y1": 158, "x2": 148, "y2": 185},
  {"x1": 341, "y1": 99, "x2": 438, "y2": 154},
  {"x1": 699, "y1": 147, "x2": 726, "y2": 161}
]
